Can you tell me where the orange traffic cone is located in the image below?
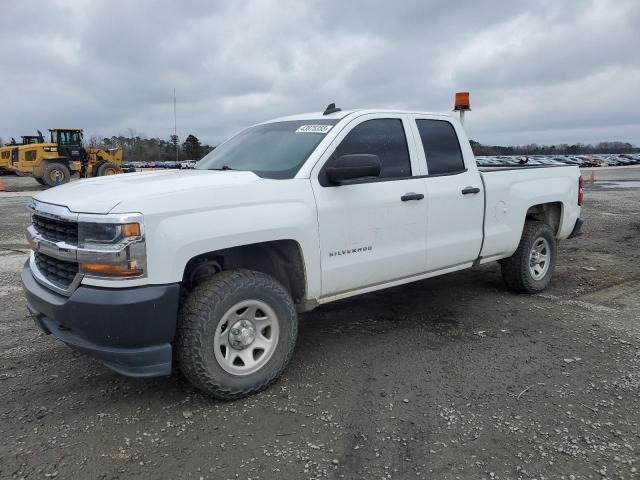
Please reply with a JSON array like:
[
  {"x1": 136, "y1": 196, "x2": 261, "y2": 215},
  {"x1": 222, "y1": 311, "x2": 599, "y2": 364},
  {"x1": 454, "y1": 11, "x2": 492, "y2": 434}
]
[
  {"x1": 589, "y1": 170, "x2": 596, "y2": 183},
  {"x1": 0, "y1": 176, "x2": 5, "y2": 192}
]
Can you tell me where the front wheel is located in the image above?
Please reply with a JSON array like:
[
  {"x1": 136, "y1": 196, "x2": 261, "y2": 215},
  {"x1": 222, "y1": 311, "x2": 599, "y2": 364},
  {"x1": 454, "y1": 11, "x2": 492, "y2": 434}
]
[
  {"x1": 501, "y1": 221, "x2": 557, "y2": 294},
  {"x1": 42, "y1": 162, "x2": 71, "y2": 187},
  {"x1": 176, "y1": 269, "x2": 298, "y2": 400},
  {"x1": 97, "y1": 162, "x2": 119, "y2": 176}
]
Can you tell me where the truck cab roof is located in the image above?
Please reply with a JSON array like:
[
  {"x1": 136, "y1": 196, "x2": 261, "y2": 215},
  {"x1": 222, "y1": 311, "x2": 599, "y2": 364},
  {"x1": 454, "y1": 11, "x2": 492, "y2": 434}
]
[{"x1": 264, "y1": 109, "x2": 452, "y2": 124}]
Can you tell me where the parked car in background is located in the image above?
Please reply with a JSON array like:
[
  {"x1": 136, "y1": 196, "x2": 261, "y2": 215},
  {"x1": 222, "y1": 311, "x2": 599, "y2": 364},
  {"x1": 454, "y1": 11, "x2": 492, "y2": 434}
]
[
  {"x1": 535, "y1": 158, "x2": 560, "y2": 166},
  {"x1": 523, "y1": 157, "x2": 544, "y2": 165},
  {"x1": 120, "y1": 163, "x2": 137, "y2": 173},
  {"x1": 560, "y1": 157, "x2": 582, "y2": 166},
  {"x1": 476, "y1": 157, "x2": 502, "y2": 167},
  {"x1": 179, "y1": 160, "x2": 197, "y2": 169},
  {"x1": 580, "y1": 157, "x2": 600, "y2": 167},
  {"x1": 591, "y1": 155, "x2": 610, "y2": 166}
]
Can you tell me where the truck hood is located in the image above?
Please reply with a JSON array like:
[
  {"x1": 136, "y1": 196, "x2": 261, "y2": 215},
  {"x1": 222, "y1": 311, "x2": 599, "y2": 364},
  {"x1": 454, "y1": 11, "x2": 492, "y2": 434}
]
[{"x1": 34, "y1": 170, "x2": 265, "y2": 214}]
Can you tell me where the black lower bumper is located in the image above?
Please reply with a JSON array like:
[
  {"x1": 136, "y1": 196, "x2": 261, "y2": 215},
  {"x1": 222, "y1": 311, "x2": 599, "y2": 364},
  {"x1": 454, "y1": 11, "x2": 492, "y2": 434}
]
[
  {"x1": 568, "y1": 217, "x2": 584, "y2": 239},
  {"x1": 21, "y1": 261, "x2": 180, "y2": 378}
]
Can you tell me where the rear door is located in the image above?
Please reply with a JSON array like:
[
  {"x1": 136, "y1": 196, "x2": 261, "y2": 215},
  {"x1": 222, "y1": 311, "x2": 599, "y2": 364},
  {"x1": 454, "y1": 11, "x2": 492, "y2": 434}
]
[
  {"x1": 311, "y1": 114, "x2": 428, "y2": 296},
  {"x1": 409, "y1": 116, "x2": 484, "y2": 271}
]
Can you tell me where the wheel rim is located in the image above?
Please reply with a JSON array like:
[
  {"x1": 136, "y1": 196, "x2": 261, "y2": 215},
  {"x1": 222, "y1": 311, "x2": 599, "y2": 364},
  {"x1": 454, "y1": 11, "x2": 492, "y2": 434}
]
[
  {"x1": 529, "y1": 237, "x2": 550, "y2": 280},
  {"x1": 104, "y1": 167, "x2": 118, "y2": 175},
  {"x1": 213, "y1": 299, "x2": 280, "y2": 376}
]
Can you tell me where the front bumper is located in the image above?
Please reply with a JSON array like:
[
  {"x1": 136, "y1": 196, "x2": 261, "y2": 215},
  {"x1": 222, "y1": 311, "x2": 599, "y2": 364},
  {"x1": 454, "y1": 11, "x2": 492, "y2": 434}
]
[{"x1": 22, "y1": 261, "x2": 180, "y2": 378}]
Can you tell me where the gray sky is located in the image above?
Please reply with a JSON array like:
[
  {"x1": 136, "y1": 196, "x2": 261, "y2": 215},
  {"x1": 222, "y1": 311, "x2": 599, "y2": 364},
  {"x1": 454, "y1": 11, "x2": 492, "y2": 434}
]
[{"x1": 1, "y1": 0, "x2": 638, "y2": 146}]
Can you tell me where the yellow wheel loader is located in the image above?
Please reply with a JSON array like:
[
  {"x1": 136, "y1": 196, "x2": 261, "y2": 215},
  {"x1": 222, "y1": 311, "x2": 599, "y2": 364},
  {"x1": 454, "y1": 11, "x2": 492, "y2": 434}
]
[
  {"x1": 1, "y1": 133, "x2": 44, "y2": 174},
  {"x1": 0, "y1": 146, "x2": 11, "y2": 173},
  {"x1": 1, "y1": 129, "x2": 122, "y2": 186}
]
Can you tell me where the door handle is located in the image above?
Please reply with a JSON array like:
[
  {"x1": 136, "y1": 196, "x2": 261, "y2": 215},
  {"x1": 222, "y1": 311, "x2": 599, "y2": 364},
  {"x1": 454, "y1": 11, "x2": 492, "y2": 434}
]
[
  {"x1": 461, "y1": 186, "x2": 481, "y2": 195},
  {"x1": 401, "y1": 192, "x2": 424, "y2": 202}
]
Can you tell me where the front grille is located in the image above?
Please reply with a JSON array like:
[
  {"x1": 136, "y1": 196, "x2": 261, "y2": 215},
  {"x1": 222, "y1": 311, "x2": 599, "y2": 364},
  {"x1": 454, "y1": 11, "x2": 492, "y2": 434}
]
[
  {"x1": 32, "y1": 214, "x2": 78, "y2": 245},
  {"x1": 34, "y1": 252, "x2": 79, "y2": 288}
]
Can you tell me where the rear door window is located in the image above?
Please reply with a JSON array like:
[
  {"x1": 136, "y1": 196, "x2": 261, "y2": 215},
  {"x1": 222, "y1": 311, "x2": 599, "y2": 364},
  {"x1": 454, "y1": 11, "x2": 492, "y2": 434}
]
[{"x1": 415, "y1": 120, "x2": 466, "y2": 175}]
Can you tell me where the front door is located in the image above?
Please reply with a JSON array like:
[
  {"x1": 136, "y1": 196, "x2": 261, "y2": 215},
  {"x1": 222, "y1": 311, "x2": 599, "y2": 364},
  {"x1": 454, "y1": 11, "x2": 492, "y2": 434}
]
[{"x1": 311, "y1": 115, "x2": 428, "y2": 297}]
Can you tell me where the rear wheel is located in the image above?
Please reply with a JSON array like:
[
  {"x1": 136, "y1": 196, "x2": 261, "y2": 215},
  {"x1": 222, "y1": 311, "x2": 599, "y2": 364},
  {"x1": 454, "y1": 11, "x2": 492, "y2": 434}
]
[
  {"x1": 42, "y1": 162, "x2": 71, "y2": 187},
  {"x1": 176, "y1": 269, "x2": 298, "y2": 400},
  {"x1": 501, "y1": 221, "x2": 557, "y2": 294},
  {"x1": 97, "y1": 162, "x2": 119, "y2": 176}
]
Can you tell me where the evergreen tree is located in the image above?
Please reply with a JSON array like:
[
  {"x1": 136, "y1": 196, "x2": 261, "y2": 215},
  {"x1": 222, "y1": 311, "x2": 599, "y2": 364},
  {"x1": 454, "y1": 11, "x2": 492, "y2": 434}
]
[{"x1": 182, "y1": 134, "x2": 203, "y2": 160}]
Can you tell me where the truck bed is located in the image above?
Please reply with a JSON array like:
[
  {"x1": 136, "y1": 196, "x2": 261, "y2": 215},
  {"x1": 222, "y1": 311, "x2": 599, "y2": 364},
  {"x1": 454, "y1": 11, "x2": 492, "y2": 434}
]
[{"x1": 478, "y1": 164, "x2": 581, "y2": 262}]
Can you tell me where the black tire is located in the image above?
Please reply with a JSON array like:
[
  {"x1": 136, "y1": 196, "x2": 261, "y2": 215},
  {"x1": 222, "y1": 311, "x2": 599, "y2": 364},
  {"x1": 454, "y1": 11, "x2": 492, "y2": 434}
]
[
  {"x1": 42, "y1": 162, "x2": 71, "y2": 187},
  {"x1": 501, "y1": 220, "x2": 557, "y2": 294},
  {"x1": 34, "y1": 177, "x2": 46, "y2": 185},
  {"x1": 176, "y1": 269, "x2": 298, "y2": 400},
  {"x1": 97, "y1": 162, "x2": 119, "y2": 176}
]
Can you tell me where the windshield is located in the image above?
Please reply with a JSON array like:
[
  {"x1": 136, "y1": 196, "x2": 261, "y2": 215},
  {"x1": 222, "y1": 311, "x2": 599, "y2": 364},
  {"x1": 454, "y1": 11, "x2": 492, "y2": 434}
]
[
  {"x1": 55, "y1": 130, "x2": 82, "y2": 145},
  {"x1": 196, "y1": 120, "x2": 340, "y2": 179}
]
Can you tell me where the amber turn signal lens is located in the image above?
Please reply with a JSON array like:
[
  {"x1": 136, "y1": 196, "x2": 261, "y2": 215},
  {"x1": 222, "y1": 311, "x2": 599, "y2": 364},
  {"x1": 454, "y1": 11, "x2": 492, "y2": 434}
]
[
  {"x1": 122, "y1": 223, "x2": 141, "y2": 237},
  {"x1": 80, "y1": 261, "x2": 143, "y2": 277}
]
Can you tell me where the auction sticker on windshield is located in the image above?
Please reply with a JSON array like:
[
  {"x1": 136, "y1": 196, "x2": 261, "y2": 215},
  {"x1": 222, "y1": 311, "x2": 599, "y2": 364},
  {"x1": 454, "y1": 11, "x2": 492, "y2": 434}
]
[{"x1": 295, "y1": 125, "x2": 334, "y2": 134}]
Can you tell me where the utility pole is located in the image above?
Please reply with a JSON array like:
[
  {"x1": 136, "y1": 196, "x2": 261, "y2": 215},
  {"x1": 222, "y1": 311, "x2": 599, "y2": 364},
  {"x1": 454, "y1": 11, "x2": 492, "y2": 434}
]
[{"x1": 173, "y1": 88, "x2": 179, "y2": 162}]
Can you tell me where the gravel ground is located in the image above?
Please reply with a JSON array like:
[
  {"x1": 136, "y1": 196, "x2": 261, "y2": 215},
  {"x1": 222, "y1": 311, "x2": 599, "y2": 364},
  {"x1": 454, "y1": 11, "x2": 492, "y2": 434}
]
[{"x1": 0, "y1": 170, "x2": 639, "y2": 480}]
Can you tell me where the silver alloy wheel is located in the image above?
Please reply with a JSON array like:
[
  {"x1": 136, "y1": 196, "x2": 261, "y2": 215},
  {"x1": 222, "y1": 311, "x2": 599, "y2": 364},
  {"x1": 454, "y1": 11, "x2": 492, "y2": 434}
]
[
  {"x1": 529, "y1": 237, "x2": 551, "y2": 280},
  {"x1": 213, "y1": 299, "x2": 280, "y2": 376}
]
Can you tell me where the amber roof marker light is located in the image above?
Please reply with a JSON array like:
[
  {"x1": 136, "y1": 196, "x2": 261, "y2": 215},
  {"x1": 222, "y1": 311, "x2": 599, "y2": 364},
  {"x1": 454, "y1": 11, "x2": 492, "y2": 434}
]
[{"x1": 453, "y1": 91, "x2": 471, "y2": 126}]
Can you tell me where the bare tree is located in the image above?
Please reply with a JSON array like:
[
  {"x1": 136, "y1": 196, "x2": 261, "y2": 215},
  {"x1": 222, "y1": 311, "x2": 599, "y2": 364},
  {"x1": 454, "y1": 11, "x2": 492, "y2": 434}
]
[{"x1": 87, "y1": 134, "x2": 104, "y2": 149}]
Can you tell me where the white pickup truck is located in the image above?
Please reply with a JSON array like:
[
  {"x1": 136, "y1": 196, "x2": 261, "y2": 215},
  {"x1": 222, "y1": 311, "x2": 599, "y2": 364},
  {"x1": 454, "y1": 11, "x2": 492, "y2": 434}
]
[{"x1": 22, "y1": 106, "x2": 584, "y2": 399}]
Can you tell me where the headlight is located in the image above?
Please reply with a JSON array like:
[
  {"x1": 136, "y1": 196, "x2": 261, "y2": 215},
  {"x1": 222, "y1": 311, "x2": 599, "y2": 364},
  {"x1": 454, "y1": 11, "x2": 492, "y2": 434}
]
[
  {"x1": 77, "y1": 216, "x2": 147, "y2": 278},
  {"x1": 79, "y1": 222, "x2": 141, "y2": 246}
]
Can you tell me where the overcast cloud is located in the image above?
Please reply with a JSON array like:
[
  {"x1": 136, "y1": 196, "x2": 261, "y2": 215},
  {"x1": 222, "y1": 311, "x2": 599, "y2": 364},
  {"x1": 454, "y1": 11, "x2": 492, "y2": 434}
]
[{"x1": 1, "y1": 0, "x2": 639, "y2": 146}]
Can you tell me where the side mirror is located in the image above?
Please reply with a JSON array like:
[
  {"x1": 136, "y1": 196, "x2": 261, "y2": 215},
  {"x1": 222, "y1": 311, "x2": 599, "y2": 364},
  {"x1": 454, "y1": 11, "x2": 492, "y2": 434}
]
[{"x1": 325, "y1": 154, "x2": 381, "y2": 184}]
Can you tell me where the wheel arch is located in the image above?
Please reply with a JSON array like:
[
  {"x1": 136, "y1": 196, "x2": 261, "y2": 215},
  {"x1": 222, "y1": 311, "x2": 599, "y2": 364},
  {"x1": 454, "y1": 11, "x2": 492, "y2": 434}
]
[
  {"x1": 525, "y1": 201, "x2": 563, "y2": 236},
  {"x1": 181, "y1": 239, "x2": 308, "y2": 311}
]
